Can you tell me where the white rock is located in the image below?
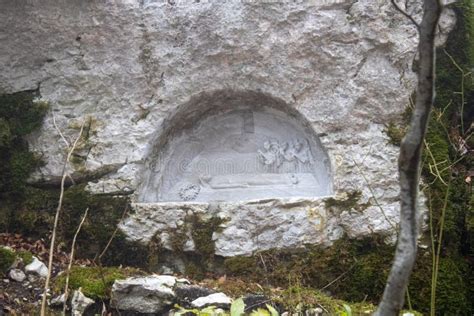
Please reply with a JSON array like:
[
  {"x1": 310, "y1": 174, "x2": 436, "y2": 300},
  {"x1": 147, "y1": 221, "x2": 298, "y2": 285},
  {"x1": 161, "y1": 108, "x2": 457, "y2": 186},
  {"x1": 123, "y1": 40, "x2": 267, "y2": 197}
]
[
  {"x1": 111, "y1": 275, "x2": 177, "y2": 313},
  {"x1": 25, "y1": 257, "x2": 48, "y2": 278},
  {"x1": 191, "y1": 293, "x2": 231, "y2": 308},
  {"x1": 8, "y1": 269, "x2": 26, "y2": 282},
  {"x1": 71, "y1": 289, "x2": 95, "y2": 316}
]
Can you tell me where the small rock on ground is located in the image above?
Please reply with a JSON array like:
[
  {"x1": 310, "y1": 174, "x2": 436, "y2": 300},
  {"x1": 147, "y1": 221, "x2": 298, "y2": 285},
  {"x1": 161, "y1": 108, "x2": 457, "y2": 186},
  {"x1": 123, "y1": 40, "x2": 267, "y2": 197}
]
[{"x1": 191, "y1": 292, "x2": 231, "y2": 308}]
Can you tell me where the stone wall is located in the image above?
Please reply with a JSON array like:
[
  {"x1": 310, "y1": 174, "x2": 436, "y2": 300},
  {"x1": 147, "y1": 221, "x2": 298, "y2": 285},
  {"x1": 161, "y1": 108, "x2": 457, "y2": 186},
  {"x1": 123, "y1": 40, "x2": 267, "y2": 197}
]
[{"x1": 0, "y1": 0, "x2": 455, "y2": 256}]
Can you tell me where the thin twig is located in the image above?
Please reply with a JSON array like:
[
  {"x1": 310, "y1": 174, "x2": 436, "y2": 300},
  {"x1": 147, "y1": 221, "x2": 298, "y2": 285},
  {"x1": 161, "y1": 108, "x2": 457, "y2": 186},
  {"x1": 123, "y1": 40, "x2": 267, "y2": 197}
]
[
  {"x1": 40, "y1": 120, "x2": 85, "y2": 316},
  {"x1": 63, "y1": 207, "x2": 89, "y2": 315},
  {"x1": 391, "y1": 0, "x2": 420, "y2": 30},
  {"x1": 52, "y1": 112, "x2": 70, "y2": 148},
  {"x1": 97, "y1": 204, "x2": 129, "y2": 262}
]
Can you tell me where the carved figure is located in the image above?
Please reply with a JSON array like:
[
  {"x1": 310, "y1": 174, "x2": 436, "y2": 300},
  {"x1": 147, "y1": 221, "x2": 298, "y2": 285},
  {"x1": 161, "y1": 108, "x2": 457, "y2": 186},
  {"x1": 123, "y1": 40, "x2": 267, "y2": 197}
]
[
  {"x1": 257, "y1": 138, "x2": 314, "y2": 168},
  {"x1": 257, "y1": 141, "x2": 277, "y2": 165},
  {"x1": 293, "y1": 139, "x2": 314, "y2": 165}
]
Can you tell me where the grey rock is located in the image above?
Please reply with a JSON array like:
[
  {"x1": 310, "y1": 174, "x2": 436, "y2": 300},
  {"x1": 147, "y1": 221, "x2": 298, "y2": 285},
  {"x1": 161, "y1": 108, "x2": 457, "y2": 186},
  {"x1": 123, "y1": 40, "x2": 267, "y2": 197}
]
[
  {"x1": 191, "y1": 292, "x2": 231, "y2": 309},
  {"x1": 175, "y1": 284, "x2": 216, "y2": 307},
  {"x1": 71, "y1": 289, "x2": 95, "y2": 316},
  {"x1": 111, "y1": 275, "x2": 176, "y2": 313},
  {"x1": 8, "y1": 269, "x2": 26, "y2": 282},
  {"x1": 0, "y1": 1, "x2": 456, "y2": 255},
  {"x1": 24, "y1": 257, "x2": 48, "y2": 278}
]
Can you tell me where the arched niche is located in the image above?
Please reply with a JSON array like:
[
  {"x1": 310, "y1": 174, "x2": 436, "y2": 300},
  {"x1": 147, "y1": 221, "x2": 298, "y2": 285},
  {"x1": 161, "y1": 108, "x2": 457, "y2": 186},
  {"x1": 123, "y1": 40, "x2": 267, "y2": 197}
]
[{"x1": 137, "y1": 90, "x2": 333, "y2": 202}]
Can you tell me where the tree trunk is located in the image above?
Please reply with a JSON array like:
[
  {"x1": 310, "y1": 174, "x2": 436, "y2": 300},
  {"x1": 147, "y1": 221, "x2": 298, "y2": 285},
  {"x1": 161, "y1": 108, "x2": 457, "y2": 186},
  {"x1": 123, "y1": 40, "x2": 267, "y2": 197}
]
[{"x1": 375, "y1": 0, "x2": 443, "y2": 315}]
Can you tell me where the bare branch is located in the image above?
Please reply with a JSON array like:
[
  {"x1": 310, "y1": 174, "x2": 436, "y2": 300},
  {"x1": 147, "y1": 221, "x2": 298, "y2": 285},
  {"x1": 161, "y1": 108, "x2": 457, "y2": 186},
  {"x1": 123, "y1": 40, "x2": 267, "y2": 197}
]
[
  {"x1": 63, "y1": 207, "x2": 89, "y2": 315},
  {"x1": 96, "y1": 204, "x2": 129, "y2": 262},
  {"x1": 52, "y1": 112, "x2": 70, "y2": 148},
  {"x1": 391, "y1": 0, "x2": 421, "y2": 30},
  {"x1": 40, "y1": 120, "x2": 86, "y2": 316}
]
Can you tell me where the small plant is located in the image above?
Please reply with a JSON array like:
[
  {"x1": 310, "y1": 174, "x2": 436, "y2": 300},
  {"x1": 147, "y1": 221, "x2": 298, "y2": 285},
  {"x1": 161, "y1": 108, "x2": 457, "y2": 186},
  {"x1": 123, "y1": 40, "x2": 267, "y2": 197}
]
[{"x1": 0, "y1": 247, "x2": 16, "y2": 275}]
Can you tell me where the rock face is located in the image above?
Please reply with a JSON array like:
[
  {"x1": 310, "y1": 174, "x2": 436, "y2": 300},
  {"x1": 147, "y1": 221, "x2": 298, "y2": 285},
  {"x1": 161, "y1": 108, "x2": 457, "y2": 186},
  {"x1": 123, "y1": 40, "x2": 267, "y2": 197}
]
[{"x1": 0, "y1": 1, "x2": 455, "y2": 255}]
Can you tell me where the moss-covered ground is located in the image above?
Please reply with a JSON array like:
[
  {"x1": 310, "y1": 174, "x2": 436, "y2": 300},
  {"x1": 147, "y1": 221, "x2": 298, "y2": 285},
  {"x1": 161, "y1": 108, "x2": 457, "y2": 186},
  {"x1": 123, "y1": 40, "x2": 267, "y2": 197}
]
[{"x1": 53, "y1": 266, "x2": 143, "y2": 300}]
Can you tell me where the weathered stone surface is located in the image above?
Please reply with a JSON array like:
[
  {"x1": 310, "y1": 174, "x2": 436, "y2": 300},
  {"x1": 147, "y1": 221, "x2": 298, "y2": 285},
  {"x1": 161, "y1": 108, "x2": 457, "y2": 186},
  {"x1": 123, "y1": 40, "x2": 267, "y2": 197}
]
[
  {"x1": 191, "y1": 292, "x2": 232, "y2": 308},
  {"x1": 24, "y1": 257, "x2": 48, "y2": 278},
  {"x1": 0, "y1": 1, "x2": 455, "y2": 254},
  {"x1": 71, "y1": 289, "x2": 95, "y2": 316},
  {"x1": 110, "y1": 275, "x2": 177, "y2": 313},
  {"x1": 120, "y1": 197, "x2": 394, "y2": 256}
]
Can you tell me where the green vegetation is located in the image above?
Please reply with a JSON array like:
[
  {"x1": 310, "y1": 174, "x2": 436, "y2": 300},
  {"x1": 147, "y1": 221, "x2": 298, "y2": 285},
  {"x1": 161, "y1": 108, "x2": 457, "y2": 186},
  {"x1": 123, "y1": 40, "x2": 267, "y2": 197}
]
[
  {"x1": 54, "y1": 266, "x2": 141, "y2": 300},
  {"x1": 17, "y1": 250, "x2": 33, "y2": 265},
  {"x1": 0, "y1": 247, "x2": 16, "y2": 275},
  {"x1": 223, "y1": 235, "x2": 395, "y2": 304},
  {"x1": 0, "y1": 91, "x2": 48, "y2": 232},
  {"x1": 0, "y1": 91, "x2": 48, "y2": 198},
  {"x1": 0, "y1": 247, "x2": 33, "y2": 275}
]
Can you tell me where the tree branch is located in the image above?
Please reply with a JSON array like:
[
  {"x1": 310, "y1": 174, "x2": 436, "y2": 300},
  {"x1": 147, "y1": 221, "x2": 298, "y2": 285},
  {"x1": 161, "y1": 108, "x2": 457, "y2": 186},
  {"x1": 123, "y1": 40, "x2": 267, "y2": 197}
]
[
  {"x1": 375, "y1": 0, "x2": 443, "y2": 315},
  {"x1": 391, "y1": 0, "x2": 421, "y2": 30}
]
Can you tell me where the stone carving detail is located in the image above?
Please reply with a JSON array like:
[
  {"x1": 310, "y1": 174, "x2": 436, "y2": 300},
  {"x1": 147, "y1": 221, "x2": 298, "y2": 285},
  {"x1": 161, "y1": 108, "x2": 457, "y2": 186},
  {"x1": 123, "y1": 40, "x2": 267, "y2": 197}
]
[
  {"x1": 257, "y1": 139, "x2": 314, "y2": 168},
  {"x1": 178, "y1": 183, "x2": 200, "y2": 201},
  {"x1": 140, "y1": 108, "x2": 332, "y2": 202}
]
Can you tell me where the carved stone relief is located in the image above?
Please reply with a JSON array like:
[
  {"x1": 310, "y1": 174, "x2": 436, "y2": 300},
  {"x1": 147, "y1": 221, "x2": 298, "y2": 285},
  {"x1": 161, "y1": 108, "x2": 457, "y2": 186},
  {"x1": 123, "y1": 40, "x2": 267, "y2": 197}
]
[{"x1": 139, "y1": 107, "x2": 332, "y2": 202}]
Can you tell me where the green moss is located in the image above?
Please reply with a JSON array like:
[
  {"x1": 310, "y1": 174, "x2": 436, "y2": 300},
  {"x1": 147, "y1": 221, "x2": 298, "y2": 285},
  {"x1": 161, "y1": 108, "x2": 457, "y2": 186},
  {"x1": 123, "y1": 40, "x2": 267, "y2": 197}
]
[
  {"x1": 324, "y1": 191, "x2": 370, "y2": 213},
  {"x1": 275, "y1": 286, "x2": 379, "y2": 315},
  {"x1": 17, "y1": 250, "x2": 33, "y2": 265},
  {"x1": 54, "y1": 266, "x2": 141, "y2": 300},
  {"x1": 169, "y1": 228, "x2": 188, "y2": 253},
  {"x1": 147, "y1": 233, "x2": 162, "y2": 271},
  {"x1": 184, "y1": 262, "x2": 206, "y2": 280},
  {"x1": 224, "y1": 256, "x2": 255, "y2": 275},
  {"x1": 222, "y1": 235, "x2": 396, "y2": 304},
  {"x1": 436, "y1": 257, "x2": 470, "y2": 314},
  {"x1": 0, "y1": 247, "x2": 16, "y2": 275},
  {"x1": 0, "y1": 118, "x2": 12, "y2": 147},
  {"x1": 0, "y1": 91, "x2": 48, "y2": 232},
  {"x1": 385, "y1": 121, "x2": 406, "y2": 146},
  {"x1": 189, "y1": 215, "x2": 225, "y2": 259}
]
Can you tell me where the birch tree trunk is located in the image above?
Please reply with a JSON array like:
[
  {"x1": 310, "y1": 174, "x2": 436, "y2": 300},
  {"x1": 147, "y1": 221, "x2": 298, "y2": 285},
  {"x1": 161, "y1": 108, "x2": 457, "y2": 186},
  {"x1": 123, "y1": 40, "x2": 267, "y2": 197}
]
[{"x1": 375, "y1": 0, "x2": 443, "y2": 315}]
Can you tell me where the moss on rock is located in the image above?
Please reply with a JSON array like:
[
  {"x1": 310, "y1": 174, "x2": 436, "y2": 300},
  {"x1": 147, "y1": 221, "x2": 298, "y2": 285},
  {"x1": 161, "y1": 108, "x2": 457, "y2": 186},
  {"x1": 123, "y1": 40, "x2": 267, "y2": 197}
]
[
  {"x1": 324, "y1": 191, "x2": 370, "y2": 214},
  {"x1": 53, "y1": 266, "x2": 142, "y2": 300}
]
